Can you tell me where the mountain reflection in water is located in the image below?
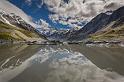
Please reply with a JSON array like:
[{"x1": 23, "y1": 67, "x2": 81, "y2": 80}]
[{"x1": 0, "y1": 44, "x2": 124, "y2": 82}]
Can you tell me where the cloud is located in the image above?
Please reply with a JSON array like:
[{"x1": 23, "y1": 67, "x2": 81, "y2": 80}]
[
  {"x1": 0, "y1": 0, "x2": 37, "y2": 27},
  {"x1": 25, "y1": 0, "x2": 32, "y2": 6},
  {"x1": 25, "y1": 0, "x2": 32, "y2": 2},
  {"x1": 25, "y1": 0, "x2": 44, "y2": 8},
  {"x1": 2, "y1": 0, "x2": 124, "y2": 29},
  {"x1": 42, "y1": 0, "x2": 124, "y2": 28},
  {"x1": 37, "y1": 19, "x2": 50, "y2": 30}
]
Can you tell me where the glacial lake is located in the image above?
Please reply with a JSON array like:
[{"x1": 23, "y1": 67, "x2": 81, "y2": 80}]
[{"x1": 0, "y1": 44, "x2": 124, "y2": 82}]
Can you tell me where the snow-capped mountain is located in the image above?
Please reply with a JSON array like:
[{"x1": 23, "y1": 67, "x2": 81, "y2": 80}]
[
  {"x1": 0, "y1": 9, "x2": 35, "y2": 31},
  {"x1": 0, "y1": 9, "x2": 47, "y2": 41},
  {"x1": 36, "y1": 26, "x2": 69, "y2": 41}
]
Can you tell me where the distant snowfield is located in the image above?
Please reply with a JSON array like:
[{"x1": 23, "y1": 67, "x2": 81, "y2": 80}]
[{"x1": 0, "y1": 47, "x2": 124, "y2": 82}]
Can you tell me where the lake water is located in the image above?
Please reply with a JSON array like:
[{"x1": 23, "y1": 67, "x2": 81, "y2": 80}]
[{"x1": 0, "y1": 44, "x2": 124, "y2": 82}]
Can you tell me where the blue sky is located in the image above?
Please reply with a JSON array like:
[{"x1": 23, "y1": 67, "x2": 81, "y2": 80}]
[
  {"x1": 8, "y1": 0, "x2": 123, "y2": 30},
  {"x1": 9, "y1": 0, "x2": 70, "y2": 29}
]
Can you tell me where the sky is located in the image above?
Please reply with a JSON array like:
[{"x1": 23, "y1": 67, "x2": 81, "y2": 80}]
[
  {"x1": 1, "y1": 0, "x2": 124, "y2": 30},
  {"x1": 9, "y1": 0, "x2": 71, "y2": 29}
]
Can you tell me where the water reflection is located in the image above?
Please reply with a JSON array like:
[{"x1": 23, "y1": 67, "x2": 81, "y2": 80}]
[
  {"x1": 0, "y1": 44, "x2": 41, "y2": 82},
  {"x1": 65, "y1": 44, "x2": 124, "y2": 75},
  {"x1": 0, "y1": 44, "x2": 124, "y2": 82}
]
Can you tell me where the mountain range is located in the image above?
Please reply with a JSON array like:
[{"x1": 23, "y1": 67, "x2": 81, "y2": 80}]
[
  {"x1": 47, "y1": 6, "x2": 124, "y2": 42},
  {"x1": 0, "y1": 6, "x2": 124, "y2": 43},
  {"x1": 89, "y1": 6, "x2": 124, "y2": 42}
]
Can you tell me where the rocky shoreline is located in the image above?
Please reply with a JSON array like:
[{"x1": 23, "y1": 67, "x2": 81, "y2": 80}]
[
  {"x1": 84, "y1": 40, "x2": 124, "y2": 47},
  {"x1": 1, "y1": 39, "x2": 124, "y2": 47},
  {"x1": 0, "y1": 39, "x2": 60, "y2": 45}
]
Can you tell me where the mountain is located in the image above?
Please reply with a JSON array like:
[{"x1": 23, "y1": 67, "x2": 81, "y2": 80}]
[
  {"x1": 36, "y1": 22, "x2": 70, "y2": 41},
  {"x1": 89, "y1": 6, "x2": 124, "y2": 41},
  {"x1": 0, "y1": 9, "x2": 46, "y2": 42},
  {"x1": 42, "y1": 27, "x2": 81, "y2": 42},
  {"x1": 38, "y1": 6, "x2": 124, "y2": 43},
  {"x1": 47, "y1": 29, "x2": 69, "y2": 41},
  {"x1": 107, "y1": 6, "x2": 124, "y2": 25},
  {"x1": 68, "y1": 13, "x2": 110, "y2": 41},
  {"x1": 65, "y1": 6, "x2": 124, "y2": 42}
]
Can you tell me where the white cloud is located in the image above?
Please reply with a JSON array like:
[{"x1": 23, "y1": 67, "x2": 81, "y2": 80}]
[
  {"x1": 25, "y1": 0, "x2": 32, "y2": 6},
  {"x1": 2, "y1": 0, "x2": 124, "y2": 29},
  {"x1": 25, "y1": 0, "x2": 44, "y2": 8},
  {"x1": 44, "y1": 0, "x2": 124, "y2": 17},
  {"x1": 0, "y1": 0, "x2": 37, "y2": 27},
  {"x1": 25, "y1": 0, "x2": 32, "y2": 2},
  {"x1": 42, "y1": 0, "x2": 124, "y2": 28},
  {"x1": 37, "y1": 19, "x2": 50, "y2": 30}
]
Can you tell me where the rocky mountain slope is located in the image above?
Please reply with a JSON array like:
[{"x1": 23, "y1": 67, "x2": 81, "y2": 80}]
[
  {"x1": 0, "y1": 10, "x2": 46, "y2": 42},
  {"x1": 59, "y1": 6, "x2": 124, "y2": 42},
  {"x1": 43, "y1": 10, "x2": 112, "y2": 42},
  {"x1": 68, "y1": 13, "x2": 110, "y2": 41},
  {"x1": 89, "y1": 6, "x2": 124, "y2": 42}
]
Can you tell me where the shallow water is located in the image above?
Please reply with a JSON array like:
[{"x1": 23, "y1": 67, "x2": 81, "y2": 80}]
[{"x1": 0, "y1": 44, "x2": 124, "y2": 82}]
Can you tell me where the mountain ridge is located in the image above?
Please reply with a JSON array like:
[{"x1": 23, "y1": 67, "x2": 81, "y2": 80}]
[
  {"x1": 0, "y1": 9, "x2": 46, "y2": 42},
  {"x1": 89, "y1": 6, "x2": 124, "y2": 42}
]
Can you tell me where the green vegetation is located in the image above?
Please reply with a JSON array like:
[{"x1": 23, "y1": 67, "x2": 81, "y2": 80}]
[
  {"x1": 89, "y1": 23, "x2": 124, "y2": 41},
  {"x1": 0, "y1": 22, "x2": 41, "y2": 41},
  {"x1": 0, "y1": 33, "x2": 17, "y2": 40}
]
